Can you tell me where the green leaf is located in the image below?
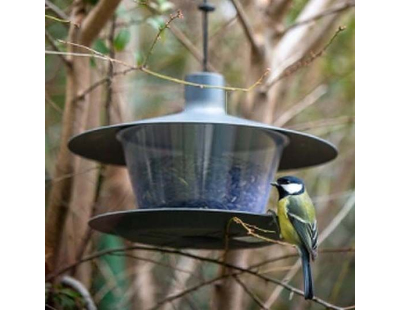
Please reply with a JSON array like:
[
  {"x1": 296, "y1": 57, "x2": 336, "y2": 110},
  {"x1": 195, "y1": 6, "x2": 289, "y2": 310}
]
[
  {"x1": 134, "y1": 51, "x2": 144, "y2": 66},
  {"x1": 60, "y1": 288, "x2": 80, "y2": 299},
  {"x1": 59, "y1": 295, "x2": 76, "y2": 309},
  {"x1": 92, "y1": 38, "x2": 109, "y2": 54},
  {"x1": 147, "y1": 16, "x2": 165, "y2": 31},
  {"x1": 114, "y1": 29, "x2": 131, "y2": 51}
]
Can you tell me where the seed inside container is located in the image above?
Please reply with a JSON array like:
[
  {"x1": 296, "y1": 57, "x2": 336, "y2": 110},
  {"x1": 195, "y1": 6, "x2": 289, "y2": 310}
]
[{"x1": 127, "y1": 154, "x2": 270, "y2": 213}]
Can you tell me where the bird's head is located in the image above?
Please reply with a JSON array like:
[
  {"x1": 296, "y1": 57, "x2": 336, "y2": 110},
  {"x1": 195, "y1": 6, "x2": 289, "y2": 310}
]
[{"x1": 271, "y1": 176, "x2": 305, "y2": 199}]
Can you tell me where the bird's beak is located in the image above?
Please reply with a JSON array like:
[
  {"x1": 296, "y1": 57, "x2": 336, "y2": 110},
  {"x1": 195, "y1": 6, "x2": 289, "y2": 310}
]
[{"x1": 270, "y1": 182, "x2": 279, "y2": 187}]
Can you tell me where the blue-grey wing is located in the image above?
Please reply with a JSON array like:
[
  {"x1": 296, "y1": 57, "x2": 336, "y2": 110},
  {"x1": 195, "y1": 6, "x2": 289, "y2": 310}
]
[{"x1": 287, "y1": 212, "x2": 318, "y2": 260}]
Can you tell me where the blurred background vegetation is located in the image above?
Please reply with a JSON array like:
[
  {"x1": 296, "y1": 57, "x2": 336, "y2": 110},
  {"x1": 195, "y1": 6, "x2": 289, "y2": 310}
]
[{"x1": 45, "y1": 0, "x2": 354, "y2": 309}]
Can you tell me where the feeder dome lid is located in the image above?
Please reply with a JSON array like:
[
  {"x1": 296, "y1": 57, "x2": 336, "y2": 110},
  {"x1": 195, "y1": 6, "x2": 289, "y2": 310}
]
[{"x1": 68, "y1": 72, "x2": 337, "y2": 170}]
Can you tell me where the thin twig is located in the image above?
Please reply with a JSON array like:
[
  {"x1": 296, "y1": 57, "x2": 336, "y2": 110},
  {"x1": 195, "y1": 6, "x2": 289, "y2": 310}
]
[
  {"x1": 45, "y1": 92, "x2": 63, "y2": 114},
  {"x1": 105, "y1": 15, "x2": 117, "y2": 125},
  {"x1": 144, "y1": 248, "x2": 354, "y2": 310},
  {"x1": 273, "y1": 84, "x2": 327, "y2": 127},
  {"x1": 143, "y1": 5, "x2": 218, "y2": 71},
  {"x1": 143, "y1": 10, "x2": 184, "y2": 66},
  {"x1": 233, "y1": 275, "x2": 269, "y2": 309},
  {"x1": 210, "y1": 15, "x2": 237, "y2": 43},
  {"x1": 169, "y1": 24, "x2": 218, "y2": 72},
  {"x1": 232, "y1": 217, "x2": 291, "y2": 247},
  {"x1": 45, "y1": 0, "x2": 69, "y2": 21},
  {"x1": 45, "y1": 30, "x2": 72, "y2": 68},
  {"x1": 140, "y1": 66, "x2": 270, "y2": 92},
  {"x1": 265, "y1": 26, "x2": 346, "y2": 91},
  {"x1": 45, "y1": 14, "x2": 79, "y2": 28},
  {"x1": 282, "y1": 1, "x2": 355, "y2": 34},
  {"x1": 288, "y1": 115, "x2": 354, "y2": 131},
  {"x1": 111, "y1": 253, "x2": 198, "y2": 276},
  {"x1": 47, "y1": 40, "x2": 271, "y2": 92},
  {"x1": 48, "y1": 245, "x2": 346, "y2": 309},
  {"x1": 73, "y1": 67, "x2": 135, "y2": 103},
  {"x1": 46, "y1": 167, "x2": 100, "y2": 186}
]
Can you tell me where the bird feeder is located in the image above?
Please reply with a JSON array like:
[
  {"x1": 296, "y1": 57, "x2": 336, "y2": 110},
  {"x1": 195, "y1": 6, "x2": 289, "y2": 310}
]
[{"x1": 68, "y1": 2, "x2": 337, "y2": 250}]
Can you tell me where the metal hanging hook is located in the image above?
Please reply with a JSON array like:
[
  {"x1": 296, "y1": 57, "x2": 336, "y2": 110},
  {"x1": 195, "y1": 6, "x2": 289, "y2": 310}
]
[{"x1": 198, "y1": 0, "x2": 215, "y2": 71}]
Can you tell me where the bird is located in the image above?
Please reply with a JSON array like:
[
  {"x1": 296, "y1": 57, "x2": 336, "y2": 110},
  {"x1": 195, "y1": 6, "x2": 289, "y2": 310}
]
[{"x1": 271, "y1": 176, "x2": 318, "y2": 300}]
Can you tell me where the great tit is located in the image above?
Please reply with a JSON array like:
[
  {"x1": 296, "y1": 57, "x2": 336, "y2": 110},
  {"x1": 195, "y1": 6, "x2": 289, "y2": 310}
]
[{"x1": 271, "y1": 176, "x2": 318, "y2": 300}]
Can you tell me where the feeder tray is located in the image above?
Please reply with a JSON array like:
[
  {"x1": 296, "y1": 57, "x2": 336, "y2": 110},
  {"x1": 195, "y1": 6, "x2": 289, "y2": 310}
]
[
  {"x1": 90, "y1": 209, "x2": 279, "y2": 249},
  {"x1": 69, "y1": 72, "x2": 337, "y2": 249}
]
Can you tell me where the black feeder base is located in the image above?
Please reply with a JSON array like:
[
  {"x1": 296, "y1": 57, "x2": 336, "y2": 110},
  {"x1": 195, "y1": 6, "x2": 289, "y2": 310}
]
[{"x1": 89, "y1": 209, "x2": 280, "y2": 249}]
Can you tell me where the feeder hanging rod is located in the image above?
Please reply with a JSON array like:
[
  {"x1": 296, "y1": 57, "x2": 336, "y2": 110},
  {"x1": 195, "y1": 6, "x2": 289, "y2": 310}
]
[{"x1": 198, "y1": 0, "x2": 215, "y2": 71}]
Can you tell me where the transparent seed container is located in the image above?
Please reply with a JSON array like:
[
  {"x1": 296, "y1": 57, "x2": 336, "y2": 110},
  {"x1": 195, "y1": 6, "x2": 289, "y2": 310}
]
[{"x1": 118, "y1": 123, "x2": 285, "y2": 214}]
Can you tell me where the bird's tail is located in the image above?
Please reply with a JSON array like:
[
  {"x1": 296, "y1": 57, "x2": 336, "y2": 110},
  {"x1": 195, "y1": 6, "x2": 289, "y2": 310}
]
[{"x1": 300, "y1": 247, "x2": 314, "y2": 300}]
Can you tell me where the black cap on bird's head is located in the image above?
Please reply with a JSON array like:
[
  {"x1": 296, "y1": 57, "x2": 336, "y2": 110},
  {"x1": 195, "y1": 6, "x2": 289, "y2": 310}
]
[{"x1": 271, "y1": 176, "x2": 305, "y2": 199}]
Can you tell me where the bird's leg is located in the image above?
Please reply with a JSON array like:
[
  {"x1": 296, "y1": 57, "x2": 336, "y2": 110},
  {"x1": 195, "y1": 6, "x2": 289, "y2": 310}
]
[{"x1": 266, "y1": 209, "x2": 281, "y2": 237}]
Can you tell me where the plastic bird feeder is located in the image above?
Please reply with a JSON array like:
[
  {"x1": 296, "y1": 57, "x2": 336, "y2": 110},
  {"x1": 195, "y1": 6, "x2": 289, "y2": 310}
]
[
  {"x1": 68, "y1": 0, "x2": 337, "y2": 249},
  {"x1": 68, "y1": 72, "x2": 337, "y2": 249}
]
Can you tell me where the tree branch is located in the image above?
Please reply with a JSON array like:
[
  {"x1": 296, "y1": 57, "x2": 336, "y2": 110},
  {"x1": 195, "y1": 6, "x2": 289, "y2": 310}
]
[
  {"x1": 265, "y1": 26, "x2": 346, "y2": 91},
  {"x1": 288, "y1": 115, "x2": 354, "y2": 131},
  {"x1": 230, "y1": 0, "x2": 262, "y2": 58},
  {"x1": 45, "y1": 0, "x2": 69, "y2": 21},
  {"x1": 79, "y1": 0, "x2": 123, "y2": 46},
  {"x1": 282, "y1": 1, "x2": 355, "y2": 34},
  {"x1": 169, "y1": 24, "x2": 218, "y2": 72},
  {"x1": 139, "y1": 248, "x2": 355, "y2": 310},
  {"x1": 233, "y1": 275, "x2": 268, "y2": 310},
  {"x1": 48, "y1": 245, "x2": 350, "y2": 310},
  {"x1": 47, "y1": 41, "x2": 271, "y2": 92},
  {"x1": 45, "y1": 30, "x2": 72, "y2": 68},
  {"x1": 143, "y1": 10, "x2": 184, "y2": 67},
  {"x1": 273, "y1": 84, "x2": 328, "y2": 127}
]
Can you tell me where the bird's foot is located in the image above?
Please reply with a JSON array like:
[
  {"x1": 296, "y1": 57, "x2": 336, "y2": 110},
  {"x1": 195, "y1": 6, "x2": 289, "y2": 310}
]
[{"x1": 266, "y1": 209, "x2": 280, "y2": 236}]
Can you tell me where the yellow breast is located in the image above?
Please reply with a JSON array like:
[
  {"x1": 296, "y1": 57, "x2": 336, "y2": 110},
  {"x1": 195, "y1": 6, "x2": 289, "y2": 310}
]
[{"x1": 277, "y1": 199, "x2": 301, "y2": 245}]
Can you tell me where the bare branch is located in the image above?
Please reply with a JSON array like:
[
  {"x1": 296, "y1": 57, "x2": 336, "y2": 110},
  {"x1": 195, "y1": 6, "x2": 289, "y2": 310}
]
[
  {"x1": 210, "y1": 15, "x2": 237, "y2": 43},
  {"x1": 79, "y1": 0, "x2": 123, "y2": 46},
  {"x1": 169, "y1": 24, "x2": 218, "y2": 72},
  {"x1": 230, "y1": 216, "x2": 292, "y2": 247},
  {"x1": 45, "y1": 0, "x2": 69, "y2": 21},
  {"x1": 265, "y1": 26, "x2": 346, "y2": 91},
  {"x1": 282, "y1": 1, "x2": 355, "y2": 34},
  {"x1": 46, "y1": 167, "x2": 100, "y2": 186},
  {"x1": 45, "y1": 14, "x2": 80, "y2": 28},
  {"x1": 45, "y1": 92, "x2": 63, "y2": 115},
  {"x1": 49, "y1": 40, "x2": 272, "y2": 92},
  {"x1": 233, "y1": 275, "x2": 268, "y2": 310},
  {"x1": 141, "y1": 247, "x2": 354, "y2": 309},
  {"x1": 105, "y1": 15, "x2": 117, "y2": 125},
  {"x1": 74, "y1": 68, "x2": 136, "y2": 103},
  {"x1": 45, "y1": 30, "x2": 72, "y2": 68},
  {"x1": 273, "y1": 84, "x2": 328, "y2": 127},
  {"x1": 48, "y1": 245, "x2": 348, "y2": 309},
  {"x1": 230, "y1": 0, "x2": 262, "y2": 58},
  {"x1": 288, "y1": 115, "x2": 354, "y2": 131},
  {"x1": 143, "y1": 10, "x2": 184, "y2": 67}
]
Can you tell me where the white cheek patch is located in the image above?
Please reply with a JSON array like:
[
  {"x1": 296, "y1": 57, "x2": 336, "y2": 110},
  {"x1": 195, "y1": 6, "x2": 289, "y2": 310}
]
[{"x1": 281, "y1": 183, "x2": 303, "y2": 194}]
